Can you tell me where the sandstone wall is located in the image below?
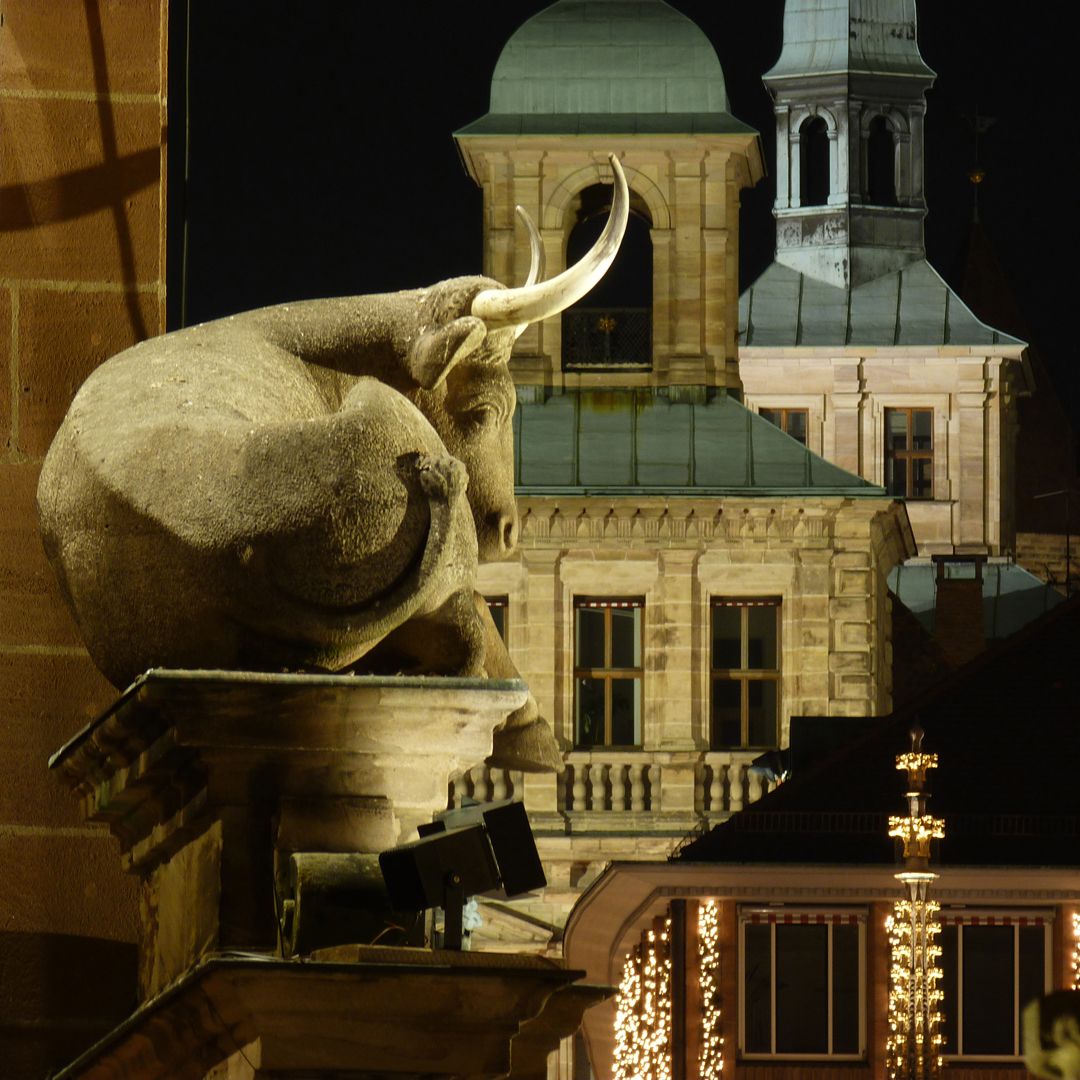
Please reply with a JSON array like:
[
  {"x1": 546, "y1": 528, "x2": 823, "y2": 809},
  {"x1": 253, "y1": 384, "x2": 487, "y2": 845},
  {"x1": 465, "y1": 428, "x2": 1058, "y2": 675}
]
[
  {"x1": 0, "y1": 2, "x2": 166, "y2": 1073},
  {"x1": 740, "y1": 348, "x2": 1026, "y2": 556}
]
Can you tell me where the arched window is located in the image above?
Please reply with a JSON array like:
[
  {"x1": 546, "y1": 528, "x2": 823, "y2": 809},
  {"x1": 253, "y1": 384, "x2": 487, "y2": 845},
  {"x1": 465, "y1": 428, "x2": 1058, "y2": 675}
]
[
  {"x1": 799, "y1": 116, "x2": 830, "y2": 207},
  {"x1": 867, "y1": 116, "x2": 897, "y2": 206},
  {"x1": 562, "y1": 184, "x2": 653, "y2": 370}
]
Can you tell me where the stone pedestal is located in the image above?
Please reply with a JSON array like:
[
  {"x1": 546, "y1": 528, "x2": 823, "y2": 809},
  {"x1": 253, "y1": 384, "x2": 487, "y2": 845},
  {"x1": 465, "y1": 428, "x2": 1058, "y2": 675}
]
[
  {"x1": 53, "y1": 948, "x2": 610, "y2": 1080},
  {"x1": 50, "y1": 671, "x2": 530, "y2": 996},
  {"x1": 49, "y1": 671, "x2": 613, "y2": 1078}
]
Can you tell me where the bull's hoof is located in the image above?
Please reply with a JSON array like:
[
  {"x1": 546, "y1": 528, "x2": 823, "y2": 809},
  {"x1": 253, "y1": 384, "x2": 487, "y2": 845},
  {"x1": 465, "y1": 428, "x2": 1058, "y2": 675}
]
[
  {"x1": 487, "y1": 715, "x2": 563, "y2": 774},
  {"x1": 416, "y1": 454, "x2": 466, "y2": 504}
]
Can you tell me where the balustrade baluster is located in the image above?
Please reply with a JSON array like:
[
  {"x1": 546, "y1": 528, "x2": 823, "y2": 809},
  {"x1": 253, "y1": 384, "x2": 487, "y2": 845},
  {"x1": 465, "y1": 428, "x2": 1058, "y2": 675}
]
[
  {"x1": 707, "y1": 763, "x2": 722, "y2": 813},
  {"x1": 571, "y1": 764, "x2": 587, "y2": 811},
  {"x1": 629, "y1": 764, "x2": 646, "y2": 811},
  {"x1": 610, "y1": 763, "x2": 627, "y2": 811},
  {"x1": 728, "y1": 762, "x2": 744, "y2": 811},
  {"x1": 491, "y1": 768, "x2": 508, "y2": 802},
  {"x1": 472, "y1": 765, "x2": 491, "y2": 803},
  {"x1": 589, "y1": 762, "x2": 606, "y2": 810},
  {"x1": 747, "y1": 770, "x2": 763, "y2": 805}
]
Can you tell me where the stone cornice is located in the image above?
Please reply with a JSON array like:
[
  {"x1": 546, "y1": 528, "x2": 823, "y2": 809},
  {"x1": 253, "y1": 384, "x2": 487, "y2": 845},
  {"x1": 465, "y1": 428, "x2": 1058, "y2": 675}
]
[{"x1": 516, "y1": 496, "x2": 907, "y2": 549}]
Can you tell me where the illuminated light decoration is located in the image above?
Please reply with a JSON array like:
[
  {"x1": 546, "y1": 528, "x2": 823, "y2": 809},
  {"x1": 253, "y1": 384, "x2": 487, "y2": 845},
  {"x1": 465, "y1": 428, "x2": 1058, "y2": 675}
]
[
  {"x1": 1072, "y1": 912, "x2": 1080, "y2": 991},
  {"x1": 886, "y1": 728, "x2": 944, "y2": 1080},
  {"x1": 697, "y1": 900, "x2": 723, "y2": 1080},
  {"x1": 613, "y1": 916, "x2": 673, "y2": 1080}
]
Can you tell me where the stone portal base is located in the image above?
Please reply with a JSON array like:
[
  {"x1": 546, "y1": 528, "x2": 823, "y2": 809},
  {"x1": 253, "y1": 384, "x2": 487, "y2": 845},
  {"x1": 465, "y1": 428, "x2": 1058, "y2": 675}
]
[{"x1": 55, "y1": 948, "x2": 610, "y2": 1080}]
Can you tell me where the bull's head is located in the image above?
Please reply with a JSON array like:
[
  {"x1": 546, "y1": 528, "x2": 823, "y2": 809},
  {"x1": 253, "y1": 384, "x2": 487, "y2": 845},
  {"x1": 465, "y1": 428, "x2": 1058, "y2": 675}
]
[{"x1": 404, "y1": 155, "x2": 629, "y2": 560}]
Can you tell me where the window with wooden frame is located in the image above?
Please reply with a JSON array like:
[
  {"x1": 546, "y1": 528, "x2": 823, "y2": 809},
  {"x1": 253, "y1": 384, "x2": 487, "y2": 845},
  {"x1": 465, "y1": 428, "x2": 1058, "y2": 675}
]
[
  {"x1": 740, "y1": 907, "x2": 866, "y2": 1059},
  {"x1": 710, "y1": 599, "x2": 781, "y2": 749},
  {"x1": 885, "y1": 408, "x2": 933, "y2": 499},
  {"x1": 574, "y1": 598, "x2": 643, "y2": 748},
  {"x1": 486, "y1": 596, "x2": 507, "y2": 642},
  {"x1": 759, "y1": 407, "x2": 809, "y2": 446},
  {"x1": 938, "y1": 910, "x2": 1051, "y2": 1059}
]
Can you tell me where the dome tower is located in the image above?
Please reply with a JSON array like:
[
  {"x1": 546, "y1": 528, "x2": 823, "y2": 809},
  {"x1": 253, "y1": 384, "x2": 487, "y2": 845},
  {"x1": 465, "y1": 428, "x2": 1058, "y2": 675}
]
[{"x1": 456, "y1": 0, "x2": 764, "y2": 391}]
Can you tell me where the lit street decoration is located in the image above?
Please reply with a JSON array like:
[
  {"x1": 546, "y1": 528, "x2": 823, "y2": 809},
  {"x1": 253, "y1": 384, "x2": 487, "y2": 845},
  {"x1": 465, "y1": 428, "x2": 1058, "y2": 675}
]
[
  {"x1": 886, "y1": 727, "x2": 945, "y2": 1080},
  {"x1": 697, "y1": 900, "x2": 723, "y2": 1080},
  {"x1": 614, "y1": 916, "x2": 673, "y2": 1080}
]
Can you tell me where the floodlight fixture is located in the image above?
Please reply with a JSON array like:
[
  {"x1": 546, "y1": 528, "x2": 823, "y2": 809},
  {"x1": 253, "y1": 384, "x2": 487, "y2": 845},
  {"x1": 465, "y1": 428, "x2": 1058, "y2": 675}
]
[{"x1": 379, "y1": 799, "x2": 545, "y2": 949}]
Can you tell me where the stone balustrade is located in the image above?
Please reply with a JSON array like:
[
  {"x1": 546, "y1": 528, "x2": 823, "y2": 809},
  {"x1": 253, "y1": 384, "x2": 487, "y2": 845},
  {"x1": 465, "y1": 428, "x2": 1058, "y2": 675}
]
[{"x1": 449, "y1": 750, "x2": 775, "y2": 819}]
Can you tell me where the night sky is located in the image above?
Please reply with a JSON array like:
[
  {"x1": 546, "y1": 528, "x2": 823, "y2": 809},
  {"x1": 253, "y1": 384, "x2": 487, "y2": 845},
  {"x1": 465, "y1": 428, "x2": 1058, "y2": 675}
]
[{"x1": 180, "y1": 2, "x2": 1076, "y2": 429}]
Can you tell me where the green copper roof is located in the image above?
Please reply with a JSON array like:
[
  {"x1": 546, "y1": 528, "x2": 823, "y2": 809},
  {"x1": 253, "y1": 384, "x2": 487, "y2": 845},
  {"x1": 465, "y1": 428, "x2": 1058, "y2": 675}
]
[
  {"x1": 766, "y1": 0, "x2": 935, "y2": 80},
  {"x1": 739, "y1": 261, "x2": 1025, "y2": 348},
  {"x1": 513, "y1": 388, "x2": 886, "y2": 496},
  {"x1": 460, "y1": 0, "x2": 754, "y2": 137}
]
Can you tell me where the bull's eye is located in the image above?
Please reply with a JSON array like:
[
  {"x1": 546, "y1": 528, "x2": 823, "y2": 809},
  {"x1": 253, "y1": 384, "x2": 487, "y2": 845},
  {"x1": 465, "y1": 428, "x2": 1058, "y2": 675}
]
[{"x1": 465, "y1": 403, "x2": 500, "y2": 430}]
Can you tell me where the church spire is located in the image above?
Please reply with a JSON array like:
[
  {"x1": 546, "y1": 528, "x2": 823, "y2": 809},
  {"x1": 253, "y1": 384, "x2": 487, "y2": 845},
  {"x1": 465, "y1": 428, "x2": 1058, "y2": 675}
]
[{"x1": 765, "y1": 0, "x2": 936, "y2": 289}]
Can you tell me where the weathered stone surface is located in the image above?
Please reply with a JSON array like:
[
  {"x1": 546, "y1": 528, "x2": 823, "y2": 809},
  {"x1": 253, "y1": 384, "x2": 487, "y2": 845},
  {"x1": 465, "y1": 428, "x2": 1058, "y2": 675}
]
[
  {"x1": 53, "y1": 949, "x2": 607, "y2": 1080},
  {"x1": 38, "y1": 162, "x2": 629, "y2": 774},
  {"x1": 49, "y1": 670, "x2": 531, "y2": 995}
]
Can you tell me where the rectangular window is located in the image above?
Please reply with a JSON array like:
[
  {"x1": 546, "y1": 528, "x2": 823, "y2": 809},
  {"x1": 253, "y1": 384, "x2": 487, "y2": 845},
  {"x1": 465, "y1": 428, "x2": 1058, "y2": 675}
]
[
  {"x1": 574, "y1": 598, "x2": 643, "y2": 748},
  {"x1": 885, "y1": 407, "x2": 933, "y2": 499},
  {"x1": 710, "y1": 599, "x2": 780, "y2": 749},
  {"x1": 486, "y1": 596, "x2": 507, "y2": 642},
  {"x1": 939, "y1": 912, "x2": 1050, "y2": 1059},
  {"x1": 741, "y1": 909, "x2": 865, "y2": 1059},
  {"x1": 759, "y1": 407, "x2": 808, "y2": 446}
]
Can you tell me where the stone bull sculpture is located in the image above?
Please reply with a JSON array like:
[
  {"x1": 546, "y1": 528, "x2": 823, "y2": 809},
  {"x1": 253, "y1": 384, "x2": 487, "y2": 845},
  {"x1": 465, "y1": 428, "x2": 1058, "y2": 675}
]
[{"x1": 38, "y1": 158, "x2": 630, "y2": 771}]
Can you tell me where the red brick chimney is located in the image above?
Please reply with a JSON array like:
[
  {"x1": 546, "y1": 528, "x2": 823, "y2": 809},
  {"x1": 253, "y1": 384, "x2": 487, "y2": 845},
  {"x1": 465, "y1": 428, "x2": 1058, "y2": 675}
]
[{"x1": 933, "y1": 556, "x2": 987, "y2": 667}]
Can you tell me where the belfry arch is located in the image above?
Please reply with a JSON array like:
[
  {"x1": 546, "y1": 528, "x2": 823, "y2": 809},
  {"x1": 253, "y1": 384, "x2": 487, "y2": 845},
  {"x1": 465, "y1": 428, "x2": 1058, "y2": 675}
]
[{"x1": 561, "y1": 182, "x2": 654, "y2": 370}]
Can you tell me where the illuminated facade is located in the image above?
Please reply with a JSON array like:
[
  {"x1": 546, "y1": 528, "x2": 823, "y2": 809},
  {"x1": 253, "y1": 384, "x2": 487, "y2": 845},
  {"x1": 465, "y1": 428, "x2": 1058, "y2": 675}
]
[{"x1": 564, "y1": 597, "x2": 1080, "y2": 1079}]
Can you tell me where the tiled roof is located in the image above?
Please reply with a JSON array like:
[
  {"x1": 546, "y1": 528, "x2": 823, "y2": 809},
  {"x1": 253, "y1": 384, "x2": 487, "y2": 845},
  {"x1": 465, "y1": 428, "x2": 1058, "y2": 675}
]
[
  {"x1": 675, "y1": 596, "x2": 1080, "y2": 866},
  {"x1": 739, "y1": 260, "x2": 1025, "y2": 349},
  {"x1": 514, "y1": 388, "x2": 886, "y2": 496}
]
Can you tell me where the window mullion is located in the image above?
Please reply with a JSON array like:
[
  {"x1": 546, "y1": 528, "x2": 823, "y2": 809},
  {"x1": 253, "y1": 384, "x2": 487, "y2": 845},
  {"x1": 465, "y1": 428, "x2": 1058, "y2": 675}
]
[
  {"x1": 957, "y1": 925, "x2": 964, "y2": 1056},
  {"x1": 771, "y1": 922, "x2": 778, "y2": 1055},
  {"x1": 827, "y1": 922, "x2": 834, "y2": 1055},
  {"x1": 604, "y1": 608, "x2": 612, "y2": 744},
  {"x1": 1013, "y1": 925, "x2": 1020, "y2": 1056}
]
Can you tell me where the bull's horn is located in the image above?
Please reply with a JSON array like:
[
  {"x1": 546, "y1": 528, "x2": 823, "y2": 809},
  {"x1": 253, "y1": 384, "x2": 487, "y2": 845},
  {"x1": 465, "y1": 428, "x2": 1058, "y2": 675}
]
[
  {"x1": 516, "y1": 205, "x2": 545, "y2": 287},
  {"x1": 472, "y1": 154, "x2": 629, "y2": 328}
]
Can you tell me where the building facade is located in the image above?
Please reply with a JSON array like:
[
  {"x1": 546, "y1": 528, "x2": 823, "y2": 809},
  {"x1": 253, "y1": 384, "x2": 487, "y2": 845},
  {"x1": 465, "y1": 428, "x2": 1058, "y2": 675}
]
[
  {"x1": 737, "y1": 0, "x2": 1030, "y2": 558},
  {"x1": 451, "y1": 0, "x2": 920, "y2": 949},
  {"x1": 565, "y1": 596, "x2": 1080, "y2": 1079}
]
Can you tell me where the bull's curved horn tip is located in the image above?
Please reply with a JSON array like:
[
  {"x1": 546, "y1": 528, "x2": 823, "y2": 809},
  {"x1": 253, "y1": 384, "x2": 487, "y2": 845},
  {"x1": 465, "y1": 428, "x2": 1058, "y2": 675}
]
[
  {"x1": 514, "y1": 205, "x2": 545, "y2": 287},
  {"x1": 472, "y1": 152, "x2": 630, "y2": 328}
]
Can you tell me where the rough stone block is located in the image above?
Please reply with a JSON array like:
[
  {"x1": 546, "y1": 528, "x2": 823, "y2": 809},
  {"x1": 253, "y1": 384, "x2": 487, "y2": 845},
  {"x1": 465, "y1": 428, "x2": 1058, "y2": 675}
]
[
  {"x1": 0, "y1": 831, "x2": 139, "y2": 939},
  {"x1": 0, "y1": 650, "x2": 114, "y2": 826},
  {"x1": 0, "y1": 97, "x2": 162, "y2": 282},
  {"x1": 798, "y1": 622, "x2": 829, "y2": 648},
  {"x1": 830, "y1": 596, "x2": 872, "y2": 621},
  {"x1": 840, "y1": 621, "x2": 871, "y2": 647},
  {"x1": 17, "y1": 287, "x2": 160, "y2": 456},
  {"x1": 0, "y1": 463, "x2": 86, "y2": 647},
  {"x1": 829, "y1": 651, "x2": 870, "y2": 674},
  {"x1": 0, "y1": 0, "x2": 162, "y2": 94},
  {"x1": 0, "y1": 287, "x2": 11, "y2": 450}
]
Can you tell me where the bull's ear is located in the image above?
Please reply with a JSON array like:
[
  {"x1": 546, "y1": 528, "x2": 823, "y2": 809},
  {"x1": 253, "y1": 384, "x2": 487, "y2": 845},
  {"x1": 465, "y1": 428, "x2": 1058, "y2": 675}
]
[{"x1": 407, "y1": 317, "x2": 486, "y2": 390}]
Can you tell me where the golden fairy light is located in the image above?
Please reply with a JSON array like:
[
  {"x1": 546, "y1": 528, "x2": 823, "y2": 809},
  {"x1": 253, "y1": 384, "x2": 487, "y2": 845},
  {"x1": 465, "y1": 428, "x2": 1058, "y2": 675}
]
[
  {"x1": 1071, "y1": 912, "x2": 1080, "y2": 991},
  {"x1": 613, "y1": 916, "x2": 673, "y2": 1080},
  {"x1": 697, "y1": 900, "x2": 723, "y2": 1080},
  {"x1": 886, "y1": 727, "x2": 944, "y2": 1080}
]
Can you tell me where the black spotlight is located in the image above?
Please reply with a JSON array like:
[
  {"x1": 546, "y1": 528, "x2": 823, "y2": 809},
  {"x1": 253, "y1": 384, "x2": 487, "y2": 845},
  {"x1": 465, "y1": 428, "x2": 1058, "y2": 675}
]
[{"x1": 379, "y1": 799, "x2": 546, "y2": 949}]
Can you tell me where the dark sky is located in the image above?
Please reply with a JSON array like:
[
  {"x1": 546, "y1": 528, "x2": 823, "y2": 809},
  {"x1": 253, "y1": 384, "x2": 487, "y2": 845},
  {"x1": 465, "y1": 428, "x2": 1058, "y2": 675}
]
[{"x1": 180, "y1": 2, "x2": 1075, "y2": 424}]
